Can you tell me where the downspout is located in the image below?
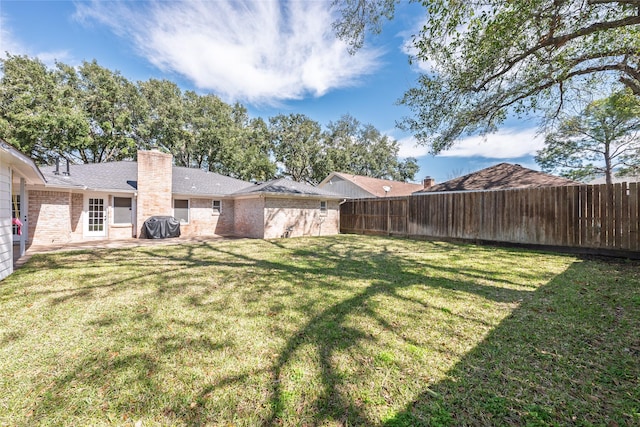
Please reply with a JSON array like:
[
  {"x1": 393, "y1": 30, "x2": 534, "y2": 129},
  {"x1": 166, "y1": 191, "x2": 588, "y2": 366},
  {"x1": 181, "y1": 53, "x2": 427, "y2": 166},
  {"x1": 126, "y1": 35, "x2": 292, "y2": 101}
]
[{"x1": 133, "y1": 192, "x2": 138, "y2": 238}]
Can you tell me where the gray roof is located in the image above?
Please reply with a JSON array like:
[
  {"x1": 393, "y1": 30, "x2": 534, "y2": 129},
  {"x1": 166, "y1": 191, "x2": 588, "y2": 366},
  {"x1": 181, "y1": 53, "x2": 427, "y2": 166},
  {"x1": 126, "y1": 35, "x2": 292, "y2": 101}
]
[
  {"x1": 41, "y1": 161, "x2": 138, "y2": 191},
  {"x1": 40, "y1": 161, "x2": 254, "y2": 196},
  {"x1": 234, "y1": 178, "x2": 343, "y2": 198},
  {"x1": 38, "y1": 162, "x2": 343, "y2": 198},
  {"x1": 172, "y1": 166, "x2": 254, "y2": 196}
]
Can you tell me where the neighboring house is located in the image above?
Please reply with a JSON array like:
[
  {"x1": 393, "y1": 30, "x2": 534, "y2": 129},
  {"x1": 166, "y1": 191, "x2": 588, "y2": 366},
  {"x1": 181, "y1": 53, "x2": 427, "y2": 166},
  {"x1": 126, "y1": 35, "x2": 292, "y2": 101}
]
[
  {"x1": 0, "y1": 141, "x2": 47, "y2": 280},
  {"x1": 20, "y1": 149, "x2": 342, "y2": 248},
  {"x1": 414, "y1": 163, "x2": 579, "y2": 193},
  {"x1": 588, "y1": 172, "x2": 640, "y2": 185},
  {"x1": 318, "y1": 172, "x2": 426, "y2": 198}
]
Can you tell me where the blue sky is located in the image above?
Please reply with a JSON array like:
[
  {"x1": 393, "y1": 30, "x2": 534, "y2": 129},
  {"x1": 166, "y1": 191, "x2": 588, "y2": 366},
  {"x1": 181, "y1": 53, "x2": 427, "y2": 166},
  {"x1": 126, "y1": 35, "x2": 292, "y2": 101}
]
[{"x1": 0, "y1": 0, "x2": 545, "y2": 183}]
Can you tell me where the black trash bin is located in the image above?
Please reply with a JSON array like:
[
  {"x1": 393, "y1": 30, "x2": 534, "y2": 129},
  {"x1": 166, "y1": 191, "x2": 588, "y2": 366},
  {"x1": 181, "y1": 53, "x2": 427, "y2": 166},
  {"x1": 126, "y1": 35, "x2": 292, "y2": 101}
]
[{"x1": 142, "y1": 216, "x2": 181, "y2": 239}]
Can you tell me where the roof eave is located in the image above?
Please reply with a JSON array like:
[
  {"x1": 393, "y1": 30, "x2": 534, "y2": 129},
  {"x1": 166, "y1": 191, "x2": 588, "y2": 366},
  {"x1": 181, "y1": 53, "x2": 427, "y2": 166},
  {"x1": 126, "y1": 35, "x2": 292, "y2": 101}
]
[
  {"x1": 0, "y1": 142, "x2": 46, "y2": 185},
  {"x1": 172, "y1": 192, "x2": 235, "y2": 199},
  {"x1": 233, "y1": 192, "x2": 343, "y2": 200}
]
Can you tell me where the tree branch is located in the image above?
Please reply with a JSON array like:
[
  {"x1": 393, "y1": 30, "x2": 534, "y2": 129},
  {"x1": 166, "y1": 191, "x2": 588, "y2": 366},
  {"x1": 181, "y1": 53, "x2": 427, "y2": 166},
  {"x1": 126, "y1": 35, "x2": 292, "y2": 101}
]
[
  {"x1": 587, "y1": 0, "x2": 640, "y2": 5},
  {"x1": 472, "y1": 14, "x2": 640, "y2": 91},
  {"x1": 492, "y1": 64, "x2": 626, "y2": 112}
]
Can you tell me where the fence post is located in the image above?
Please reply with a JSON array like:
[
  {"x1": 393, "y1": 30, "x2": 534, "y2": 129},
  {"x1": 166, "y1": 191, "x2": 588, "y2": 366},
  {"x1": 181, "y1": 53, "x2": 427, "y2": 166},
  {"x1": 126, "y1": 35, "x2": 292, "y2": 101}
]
[{"x1": 387, "y1": 199, "x2": 391, "y2": 236}]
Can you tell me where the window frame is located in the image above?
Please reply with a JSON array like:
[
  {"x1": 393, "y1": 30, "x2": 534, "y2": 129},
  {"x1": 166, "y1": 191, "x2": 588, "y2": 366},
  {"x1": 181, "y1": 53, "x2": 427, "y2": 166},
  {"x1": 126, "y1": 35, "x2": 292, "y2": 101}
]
[
  {"x1": 212, "y1": 199, "x2": 222, "y2": 215},
  {"x1": 173, "y1": 199, "x2": 190, "y2": 224},
  {"x1": 112, "y1": 196, "x2": 133, "y2": 225},
  {"x1": 320, "y1": 200, "x2": 328, "y2": 216}
]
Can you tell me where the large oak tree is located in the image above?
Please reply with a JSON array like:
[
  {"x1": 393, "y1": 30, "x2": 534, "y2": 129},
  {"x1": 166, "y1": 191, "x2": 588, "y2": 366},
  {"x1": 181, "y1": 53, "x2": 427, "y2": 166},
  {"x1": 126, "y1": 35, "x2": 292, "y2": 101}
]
[
  {"x1": 333, "y1": 0, "x2": 640, "y2": 153},
  {"x1": 2, "y1": 54, "x2": 416, "y2": 183}
]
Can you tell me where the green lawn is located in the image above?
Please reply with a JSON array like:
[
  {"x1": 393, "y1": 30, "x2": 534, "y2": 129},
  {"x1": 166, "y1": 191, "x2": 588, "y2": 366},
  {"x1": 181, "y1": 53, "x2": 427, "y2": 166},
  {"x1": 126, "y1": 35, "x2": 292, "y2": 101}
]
[{"x1": 1, "y1": 235, "x2": 638, "y2": 426}]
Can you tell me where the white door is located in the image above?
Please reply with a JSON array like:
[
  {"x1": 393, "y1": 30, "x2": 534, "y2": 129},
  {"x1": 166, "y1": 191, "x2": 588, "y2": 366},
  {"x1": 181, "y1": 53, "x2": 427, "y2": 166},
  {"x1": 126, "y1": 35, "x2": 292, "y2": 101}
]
[
  {"x1": 12, "y1": 194, "x2": 21, "y2": 243},
  {"x1": 85, "y1": 196, "x2": 106, "y2": 237}
]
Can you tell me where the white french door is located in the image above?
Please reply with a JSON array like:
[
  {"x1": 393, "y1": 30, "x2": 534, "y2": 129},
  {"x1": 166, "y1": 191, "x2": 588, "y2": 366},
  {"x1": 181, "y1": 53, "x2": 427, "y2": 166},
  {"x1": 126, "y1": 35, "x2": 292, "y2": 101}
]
[{"x1": 85, "y1": 195, "x2": 106, "y2": 237}]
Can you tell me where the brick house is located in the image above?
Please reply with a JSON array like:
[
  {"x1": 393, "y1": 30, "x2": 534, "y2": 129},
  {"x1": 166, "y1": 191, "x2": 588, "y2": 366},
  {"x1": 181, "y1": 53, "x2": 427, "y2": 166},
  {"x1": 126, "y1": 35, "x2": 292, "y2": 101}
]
[{"x1": 21, "y1": 150, "x2": 342, "y2": 247}]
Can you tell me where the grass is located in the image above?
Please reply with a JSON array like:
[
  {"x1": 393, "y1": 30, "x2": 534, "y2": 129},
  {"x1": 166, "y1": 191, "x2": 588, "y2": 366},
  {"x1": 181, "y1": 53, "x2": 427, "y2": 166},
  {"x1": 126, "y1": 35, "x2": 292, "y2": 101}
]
[{"x1": 0, "y1": 235, "x2": 638, "y2": 426}]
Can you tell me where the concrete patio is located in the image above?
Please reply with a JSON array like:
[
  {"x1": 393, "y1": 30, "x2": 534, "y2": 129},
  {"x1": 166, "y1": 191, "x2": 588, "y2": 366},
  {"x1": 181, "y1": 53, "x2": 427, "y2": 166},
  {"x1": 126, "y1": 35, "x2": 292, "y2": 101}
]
[{"x1": 13, "y1": 235, "x2": 236, "y2": 269}]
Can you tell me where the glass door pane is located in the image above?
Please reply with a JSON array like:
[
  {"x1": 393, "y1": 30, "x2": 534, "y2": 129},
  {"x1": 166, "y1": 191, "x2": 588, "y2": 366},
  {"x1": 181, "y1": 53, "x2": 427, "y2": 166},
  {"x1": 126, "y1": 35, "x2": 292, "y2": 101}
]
[{"x1": 88, "y1": 198, "x2": 105, "y2": 233}]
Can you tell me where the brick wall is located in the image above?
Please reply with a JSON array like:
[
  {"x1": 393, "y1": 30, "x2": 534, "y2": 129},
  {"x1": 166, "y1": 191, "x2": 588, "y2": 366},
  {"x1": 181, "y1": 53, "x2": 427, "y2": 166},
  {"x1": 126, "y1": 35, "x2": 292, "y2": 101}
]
[
  {"x1": 136, "y1": 150, "x2": 173, "y2": 237},
  {"x1": 109, "y1": 225, "x2": 134, "y2": 239},
  {"x1": 179, "y1": 198, "x2": 235, "y2": 237},
  {"x1": 70, "y1": 193, "x2": 83, "y2": 240},
  {"x1": 263, "y1": 198, "x2": 339, "y2": 239},
  {"x1": 28, "y1": 190, "x2": 73, "y2": 245},
  {"x1": 234, "y1": 197, "x2": 265, "y2": 238}
]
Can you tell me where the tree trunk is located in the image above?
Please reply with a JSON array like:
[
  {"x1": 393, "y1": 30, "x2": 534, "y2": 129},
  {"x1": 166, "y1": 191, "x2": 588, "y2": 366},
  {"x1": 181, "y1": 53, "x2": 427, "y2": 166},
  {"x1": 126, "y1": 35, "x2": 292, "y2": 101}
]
[{"x1": 604, "y1": 140, "x2": 613, "y2": 186}]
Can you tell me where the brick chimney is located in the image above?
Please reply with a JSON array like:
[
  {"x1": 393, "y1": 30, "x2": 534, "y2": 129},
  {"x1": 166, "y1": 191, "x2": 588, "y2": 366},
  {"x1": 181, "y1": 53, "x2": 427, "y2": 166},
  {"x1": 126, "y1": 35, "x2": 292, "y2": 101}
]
[
  {"x1": 423, "y1": 176, "x2": 435, "y2": 189},
  {"x1": 136, "y1": 150, "x2": 173, "y2": 237}
]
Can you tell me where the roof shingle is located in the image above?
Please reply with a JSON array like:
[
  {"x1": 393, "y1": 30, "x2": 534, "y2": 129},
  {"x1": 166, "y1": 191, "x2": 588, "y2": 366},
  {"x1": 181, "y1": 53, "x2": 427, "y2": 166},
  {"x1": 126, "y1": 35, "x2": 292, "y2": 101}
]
[
  {"x1": 416, "y1": 163, "x2": 579, "y2": 193},
  {"x1": 39, "y1": 162, "x2": 341, "y2": 198}
]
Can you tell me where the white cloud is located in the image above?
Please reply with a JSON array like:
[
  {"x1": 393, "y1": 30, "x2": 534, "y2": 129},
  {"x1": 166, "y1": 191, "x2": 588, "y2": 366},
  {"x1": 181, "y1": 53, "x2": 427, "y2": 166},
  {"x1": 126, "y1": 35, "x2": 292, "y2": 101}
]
[
  {"x1": 0, "y1": 15, "x2": 24, "y2": 55},
  {"x1": 396, "y1": 127, "x2": 545, "y2": 159},
  {"x1": 0, "y1": 14, "x2": 71, "y2": 68},
  {"x1": 74, "y1": 0, "x2": 382, "y2": 104},
  {"x1": 397, "y1": 135, "x2": 431, "y2": 158},
  {"x1": 400, "y1": 31, "x2": 437, "y2": 74},
  {"x1": 441, "y1": 128, "x2": 545, "y2": 158}
]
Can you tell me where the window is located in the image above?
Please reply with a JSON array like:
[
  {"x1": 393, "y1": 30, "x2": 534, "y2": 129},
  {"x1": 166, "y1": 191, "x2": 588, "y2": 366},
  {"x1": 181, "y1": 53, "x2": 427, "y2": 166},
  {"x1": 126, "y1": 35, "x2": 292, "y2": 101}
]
[
  {"x1": 113, "y1": 197, "x2": 132, "y2": 224},
  {"x1": 174, "y1": 199, "x2": 189, "y2": 223},
  {"x1": 320, "y1": 200, "x2": 327, "y2": 216},
  {"x1": 212, "y1": 200, "x2": 222, "y2": 215},
  {"x1": 88, "y1": 198, "x2": 105, "y2": 232}
]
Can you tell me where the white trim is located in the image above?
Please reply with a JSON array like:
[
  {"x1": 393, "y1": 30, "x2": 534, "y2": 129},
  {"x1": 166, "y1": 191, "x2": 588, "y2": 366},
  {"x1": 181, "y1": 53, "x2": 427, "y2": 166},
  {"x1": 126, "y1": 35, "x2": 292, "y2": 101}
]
[{"x1": 0, "y1": 141, "x2": 46, "y2": 185}]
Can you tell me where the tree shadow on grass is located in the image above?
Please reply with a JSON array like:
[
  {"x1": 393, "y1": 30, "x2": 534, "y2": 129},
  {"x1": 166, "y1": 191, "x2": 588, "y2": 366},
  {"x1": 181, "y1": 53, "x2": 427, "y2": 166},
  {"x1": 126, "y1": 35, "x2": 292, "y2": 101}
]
[
  {"x1": 382, "y1": 257, "x2": 640, "y2": 427},
  {"x1": 8, "y1": 236, "x2": 622, "y2": 426},
  {"x1": 251, "y1": 239, "x2": 538, "y2": 426}
]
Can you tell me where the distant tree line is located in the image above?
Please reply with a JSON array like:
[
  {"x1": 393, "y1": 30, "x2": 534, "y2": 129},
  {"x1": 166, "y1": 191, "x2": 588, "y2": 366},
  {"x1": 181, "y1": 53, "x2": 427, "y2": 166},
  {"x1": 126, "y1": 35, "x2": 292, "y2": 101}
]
[{"x1": 0, "y1": 54, "x2": 418, "y2": 184}]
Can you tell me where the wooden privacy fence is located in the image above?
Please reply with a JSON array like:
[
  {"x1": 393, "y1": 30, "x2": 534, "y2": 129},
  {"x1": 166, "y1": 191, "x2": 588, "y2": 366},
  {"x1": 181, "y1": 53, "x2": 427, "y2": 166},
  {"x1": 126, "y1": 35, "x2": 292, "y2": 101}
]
[{"x1": 340, "y1": 183, "x2": 640, "y2": 253}]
